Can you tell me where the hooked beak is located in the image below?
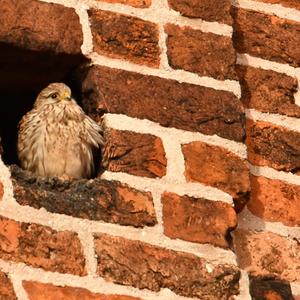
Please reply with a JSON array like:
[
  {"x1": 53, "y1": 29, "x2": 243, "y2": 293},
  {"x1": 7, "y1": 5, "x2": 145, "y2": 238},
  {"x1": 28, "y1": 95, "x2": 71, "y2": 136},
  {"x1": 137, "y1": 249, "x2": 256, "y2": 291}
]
[{"x1": 63, "y1": 92, "x2": 72, "y2": 101}]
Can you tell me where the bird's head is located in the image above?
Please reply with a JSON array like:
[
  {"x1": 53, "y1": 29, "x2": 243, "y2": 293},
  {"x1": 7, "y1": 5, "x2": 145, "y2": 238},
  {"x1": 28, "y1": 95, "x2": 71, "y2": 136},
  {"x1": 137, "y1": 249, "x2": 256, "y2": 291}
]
[{"x1": 35, "y1": 82, "x2": 74, "y2": 106}]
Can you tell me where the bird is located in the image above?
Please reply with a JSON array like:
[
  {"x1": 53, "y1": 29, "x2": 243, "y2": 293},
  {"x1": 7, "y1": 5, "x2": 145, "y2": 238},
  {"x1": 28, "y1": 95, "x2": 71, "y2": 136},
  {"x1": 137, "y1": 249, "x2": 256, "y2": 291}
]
[{"x1": 17, "y1": 82, "x2": 104, "y2": 179}]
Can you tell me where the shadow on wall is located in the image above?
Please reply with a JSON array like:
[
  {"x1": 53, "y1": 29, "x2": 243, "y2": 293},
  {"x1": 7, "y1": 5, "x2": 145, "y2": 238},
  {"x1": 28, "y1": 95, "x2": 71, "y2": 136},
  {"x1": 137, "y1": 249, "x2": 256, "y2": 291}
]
[{"x1": 0, "y1": 42, "x2": 89, "y2": 165}]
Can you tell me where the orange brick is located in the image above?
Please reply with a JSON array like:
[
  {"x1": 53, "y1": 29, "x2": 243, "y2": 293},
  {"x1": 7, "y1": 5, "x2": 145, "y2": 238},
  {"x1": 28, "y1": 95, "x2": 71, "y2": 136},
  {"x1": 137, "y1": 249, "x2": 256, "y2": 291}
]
[
  {"x1": 249, "y1": 275, "x2": 294, "y2": 300},
  {"x1": 12, "y1": 165, "x2": 157, "y2": 228},
  {"x1": 95, "y1": 233, "x2": 240, "y2": 299},
  {"x1": 23, "y1": 281, "x2": 140, "y2": 300},
  {"x1": 88, "y1": 9, "x2": 160, "y2": 67},
  {"x1": 233, "y1": 7, "x2": 300, "y2": 67},
  {"x1": 95, "y1": 0, "x2": 151, "y2": 8},
  {"x1": 234, "y1": 229, "x2": 300, "y2": 282},
  {"x1": 162, "y1": 192, "x2": 237, "y2": 248},
  {"x1": 82, "y1": 65, "x2": 245, "y2": 142},
  {"x1": 0, "y1": 271, "x2": 17, "y2": 300},
  {"x1": 165, "y1": 24, "x2": 237, "y2": 80},
  {"x1": 167, "y1": 0, "x2": 232, "y2": 24},
  {"x1": 237, "y1": 65, "x2": 300, "y2": 117},
  {"x1": 103, "y1": 129, "x2": 167, "y2": 178},
  {"x1": 246, "y1": 120, "x2": 300, "y2": 174},
  {"x1": 255, "y1": 0, "x2": 300, "y2": 10},
  {"x1": 248, "y1": 175, "x2": 300, "y2": 226},
  {"x1": 182, "y1": 141, "x2": 250, "y2": 211},
  {"x1": 0, "y1": 216, "x2": 86, "y2": 275}
]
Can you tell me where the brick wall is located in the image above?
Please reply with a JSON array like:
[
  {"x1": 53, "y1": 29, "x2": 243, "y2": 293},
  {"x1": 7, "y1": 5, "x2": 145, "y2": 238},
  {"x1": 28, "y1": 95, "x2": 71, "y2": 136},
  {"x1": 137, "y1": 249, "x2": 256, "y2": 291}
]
[{"x1": 0, "y1": 0, "x2": 299, "y2": 299}]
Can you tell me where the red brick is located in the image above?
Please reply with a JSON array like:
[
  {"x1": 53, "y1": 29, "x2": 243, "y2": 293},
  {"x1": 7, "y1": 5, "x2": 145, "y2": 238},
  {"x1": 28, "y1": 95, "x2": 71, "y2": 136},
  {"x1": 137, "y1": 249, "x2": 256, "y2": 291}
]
[
  {"x1": 182, "y1": 141, "x2": 250, "y2": 211},
  {"x1": 95, "y1": 0, "x2": 151, "y2": 7},
  {"x1": 246, "y1": 120, "x2": 300, "y2": 174},
  {"x1": 249, "y1": 275, "x2": 294, "y2": 300},
  {"x1": 237, "y1": 65, "x2": 300, "y2": 117},
  {"x1": 255, "y1": 0, "x2": 300, "y2": 10},
  {"x1": 23, "y1": 281, "x2": 140, "y2": 300},
  {"x1": 248, "y1": 175, "x2": 300, "y2": 226},
  {"x1": 232, "y1": 8, "x2": 300, "y2": 67},
  {"x1": 162, "y1": 192, "x2": 237, "y2": 248},
  {"x1": 0, "y1": 0, "x2": 82, "y2": 55},
  {"x1": 103, "y1": 129, "x2": 166, "y2": 178},
  {"x1": 95, "y1": 233, "x2": 240, "y2": 299},
  {"x1": 88, "y1": 9, "x2": 160, "y2": 67},
  {"x1": 0, "y1": 271, "x2": 17, "y2": 300},
  {"x1": 0, "y1": 216, "x2": 86, "y2": 275},
  {"x1": 165, "y1": 24, "x2": 237, "y2": 80},
  {"x1": 233, "y1": 229, "x2": 300, "y2": 282},
  {"x1": 167, "y1": 0, "x2": 232, "y2": 25},
  {"x1": 11, "y1": 165, "x2": 157, "y2": 228},
  {"x1": 81, "y1": 65, "x2": 245, "y2": 142}
]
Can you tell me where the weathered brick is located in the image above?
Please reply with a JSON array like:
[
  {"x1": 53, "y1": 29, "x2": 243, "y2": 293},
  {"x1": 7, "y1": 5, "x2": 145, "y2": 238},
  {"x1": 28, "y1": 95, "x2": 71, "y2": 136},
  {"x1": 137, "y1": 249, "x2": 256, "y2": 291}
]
[
  {"x1": 165, "y1": 24, "x2": 237, "y2": 80},
  {"x1": 248, "y1": 175, "x2": 300, "y2": 226},
  {"x1": 232, "y1": 8, "x2": 300, "y2": 67},
  {"x1": 95, "y1": 233, "x2": 240, "y2": 299},
  {"x1": 23, "y1": 281, "x2": 141, "y2": 300},
  {"x1": 182, "y1": 141, "x2": 250, "y2": 211},
  {"x1": 246, "y1": 120, "x2": 300, "y2": 173},
  {"x1": 249, "y1": 275, "x2": 294, "y2": 300},
  {"x1": 0, "y1": 216, "x2": 86, "y2": 275},
  {"x1": 88, "y1": 9, "x2": 160, "y2": 67},
  {"x1": 167, "y1": 0, "x2": 232, "y2": 24},
  {"x1": 237, "y1": 65, "x2": 300, "y2": 117},
  {"x1": 82, "y1": 65, "x2": 245, "y2": 142},
  {"x1": 11, "y1": 165, "x2": 157, "y2": 228},
  {"x1": 0, "y1": 271, "x2": 17, "y2": 300},
  {"x1": 233, "y1": 229, "x2": 300, "y2": 282},
  {"x1": 255, "y1": 0, "x2": 300, "y2": 10},
  {"x1": 103, "y1": 129, "x2": 166, "y2": 178},
  {"x1": 162, "y1": 192, "x2": 237, "y2": 248},
  {"x1": 95, "y1": 0, "x2": 151, "y2": 7},
  {"x1": 0, "y1": 0, "x2": 83, "y2": 55}
]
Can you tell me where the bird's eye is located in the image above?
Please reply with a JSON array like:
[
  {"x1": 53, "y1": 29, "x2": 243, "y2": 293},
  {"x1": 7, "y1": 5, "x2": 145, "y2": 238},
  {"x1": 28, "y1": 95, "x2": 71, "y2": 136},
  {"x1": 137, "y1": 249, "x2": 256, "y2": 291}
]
[{"x1": 50, "y1": 93, "x2": 58, "y2": 99}]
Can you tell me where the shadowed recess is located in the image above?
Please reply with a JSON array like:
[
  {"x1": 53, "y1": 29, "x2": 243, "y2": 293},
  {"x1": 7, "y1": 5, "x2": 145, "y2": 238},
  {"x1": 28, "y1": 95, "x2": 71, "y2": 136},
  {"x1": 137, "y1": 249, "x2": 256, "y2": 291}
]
[{"x1": 0, "y1": 43, "x2": 89, "y2": 165}]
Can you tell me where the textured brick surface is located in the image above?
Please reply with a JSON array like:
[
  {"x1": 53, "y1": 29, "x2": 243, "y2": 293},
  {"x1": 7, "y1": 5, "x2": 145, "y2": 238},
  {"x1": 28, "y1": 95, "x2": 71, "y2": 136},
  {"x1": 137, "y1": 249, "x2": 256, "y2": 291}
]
[
  {"x1": 248, "y1": 175, "x2": 300, "y2": 226},
  {"x1": 161, "y1": 192, "x2": 237, "y2": 248},
  {"x1": 0, "y1": 271, "x2": 17, "y2": 300},
  {"x1": 103, "y1": 129, "x2": 166, "y2": 178},
  {"x1": 95, "y1": 0, "x2": 151, "y2": 7},
  {"x1": 246, "y1": 120, "x2": 300, "y2": 173},
  {"x1": 167, "y1": 0, "x2": 232, "y2": 24},
  {"x1": 0, "y1": 216, "x2": 86, "y2": 275},
  {"x1": 165, "y1": 24, "x2": 237, "y2": 80},
  {"x1": 255, "y1": 0, "x2": 300, "y2": 10},
  {"x1": 234, "y1": 229, "x2": 300, "y2": 282},
  {"x1": 237, "y1": 65, "x2": 300, "y2": 117},
  {"x1": 233, "y1": 8, "x2": 300, "y2": 67},
  {"x1": 182, "y1": 141, "x2": 250, "y2": 211},
  {"x1": 95, "y1": 234, "x2": 240, "y2": 299},
  {"x1": 0, "y1": 0, "x2": 83, "y2": 54},
  {"x1": 11, "y1": 165, "x2": 156, "y2": 228},
  {"x1": 249, "y1": 275, "x2": 294, "y2": 300},
  {"x1": 23, "y1": 281, "x2": 141, "y2": 300},
  {"x1": 82, "y1": 66, "x2": 245, "y2": 142},
  {"x1": 88, "y1": 9, "x2": 160, "y2": 67}
]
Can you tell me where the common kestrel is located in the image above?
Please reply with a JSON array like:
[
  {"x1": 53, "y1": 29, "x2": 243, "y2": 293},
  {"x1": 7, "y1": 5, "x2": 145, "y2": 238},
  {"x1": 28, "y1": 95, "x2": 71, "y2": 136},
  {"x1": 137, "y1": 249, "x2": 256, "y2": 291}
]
[{"x1": 17, "y1": 82, "x2": 104, "y2": 179}]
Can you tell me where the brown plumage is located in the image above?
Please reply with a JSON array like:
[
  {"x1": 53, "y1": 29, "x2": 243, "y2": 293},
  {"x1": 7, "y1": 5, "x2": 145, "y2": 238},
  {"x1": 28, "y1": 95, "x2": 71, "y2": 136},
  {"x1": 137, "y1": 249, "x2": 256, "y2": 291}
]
[{"x1": 17, "y1": 82, "x2": 104, "y2": 179}]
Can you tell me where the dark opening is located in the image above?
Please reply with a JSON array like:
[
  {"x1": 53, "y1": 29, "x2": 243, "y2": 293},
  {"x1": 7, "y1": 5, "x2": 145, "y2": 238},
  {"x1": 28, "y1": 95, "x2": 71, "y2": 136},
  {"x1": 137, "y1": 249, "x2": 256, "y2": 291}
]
[{"x1": 0, "y1": 42, "x2": 89, "y2": 166}]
